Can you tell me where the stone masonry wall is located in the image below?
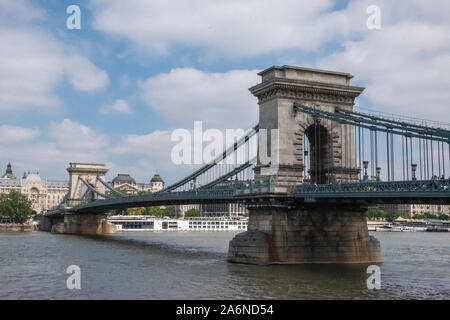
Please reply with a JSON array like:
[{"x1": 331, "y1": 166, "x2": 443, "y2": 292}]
[{"x1": 228, "y1": 205, "x2": 381, "y2": 265}]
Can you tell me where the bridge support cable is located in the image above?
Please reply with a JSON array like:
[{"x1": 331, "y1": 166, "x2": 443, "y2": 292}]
[
  {"x1": 419, "y1": 138, "x2": 423, "y2": 180},
  {"x1": 362, "y1": 126, "x2": 365, "y2": 177},
  {"x1": 448, "y1": 142, "x2": 450, "y2": 178},
  {"x1": 294, "y1": 103, "x2": 450, "y2": 183},
  {"x1": 79, "y1": 188, "x2": 90, "y2": 204},
  {"x1": 161, "y1": 124, "x2": 259, "y2": 192},
  {"x1": 402, "y1": 135, "x2": 405, "y2": 180},
  {"x1": 96, "y1": 177, "x2": 127, "y2": 197},
  {"x1": 293, "y1": 104, "x2": 450, "y2": 143},
  {"x1": 438, "y1": 140, "x2": 442, "y2": 177},
  {"x1": 410, "y1": 136, "x2": 413, "y2": 179},
  {"x1": 427, "y1": 139, "x2": 430, "y2": 179},
  {"x1": 336, "y1": 106, "x2": 450, "y2": 140},
  {"x1": 370, "y1": 130, "x2": 374, "y2": 179},
  {"x1": 198, "y1": 158, "x2": 256, "y2": 190},
  {"x1": 431, "y1": 140, "x2": 435, "y2": 178},
  {"x1": 78, "y1": 177, "x2": 108, "y2": 199},
  {"x1": 390, "y1": 132, "x2": 394, "y2": 181},
  {"x1": 358, "y1": 126, "x2": 362, "y2": 180},
  {"x1": 442, "y1": 141, "x2": 445, "y2": 177},
  {"x1": 386, "y1": 131, "x2": 390, "y2": 181},
  {"x1": 406, "y1": 136, "x2": 410, "y2": 180},
  {"x1": 375, "y1": 130, "x2": 378, "y2": 176}
]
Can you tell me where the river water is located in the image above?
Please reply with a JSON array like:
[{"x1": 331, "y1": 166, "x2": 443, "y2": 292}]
[{"x1": 0, "y1": 231, "x2": 449, "y2": 299}]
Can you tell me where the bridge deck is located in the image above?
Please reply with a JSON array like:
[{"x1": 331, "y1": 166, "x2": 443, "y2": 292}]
[{"x1": 45, "y1": 179, "x2": 450, "y2": 215}]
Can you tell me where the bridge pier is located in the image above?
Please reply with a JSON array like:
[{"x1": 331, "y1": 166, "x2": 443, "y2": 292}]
[
  {"x1": 36, "y1": 215, "x2": 64, "y2": 232},
  {"x1": 47, "y1": 213, "x2": 117, "y2": 235},
  {"x1": 228, "y1": 205, "x2": 381, "y2": 265}
]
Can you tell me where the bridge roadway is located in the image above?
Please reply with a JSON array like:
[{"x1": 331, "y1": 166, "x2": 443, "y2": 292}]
[{"x1": 46, "y1": 179, "x2": 450, "y2": 215}]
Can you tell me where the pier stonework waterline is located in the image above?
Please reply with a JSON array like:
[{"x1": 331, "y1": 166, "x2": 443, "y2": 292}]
[
  {"x1": 50, "y1": 213, "x2": 117, "y2": 235},
  {"x1": 227, "y1": 205, "x2": 382, "y2": 265}
]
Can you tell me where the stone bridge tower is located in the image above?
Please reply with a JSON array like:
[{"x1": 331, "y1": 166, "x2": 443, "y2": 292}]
[
  {"x1": 67, "y1": 163, "x2": 108, "y2": 207},
  {"x1": 228, "y1": 66, "x2": 381, "y2": 265},
  {"x1": 249, "y1": 65, "x2": 364, "y2": 192}
]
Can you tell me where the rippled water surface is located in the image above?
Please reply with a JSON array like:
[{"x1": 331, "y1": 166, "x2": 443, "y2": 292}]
[{"x1": 0, "y1": 231, "x2": 449, "y2": 299}]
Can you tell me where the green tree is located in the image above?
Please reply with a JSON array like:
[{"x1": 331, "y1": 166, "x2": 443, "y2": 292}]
[
  {"x1": 0, "y1": 191, "x2": 33, "y2": 223},
  {"x1": 365, "y1": 208, "x2": 387, "y2": 220},
  {"x1": 184, "y1": 208, "x2": 201, "y2": 218},
  {"x1": 385, "y1": 212, "x2": 399, "y2": 222},
  {"x1": 438, "y1": 214, "x2": 449, "y2": 221},
  {"x1": 423, "y1": 212, "x2": 438, "y2": 219}
]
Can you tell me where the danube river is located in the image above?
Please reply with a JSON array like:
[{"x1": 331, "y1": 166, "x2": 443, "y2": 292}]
[{"x1": 0, "y1": 231, "x2": 449, "y2": 299}]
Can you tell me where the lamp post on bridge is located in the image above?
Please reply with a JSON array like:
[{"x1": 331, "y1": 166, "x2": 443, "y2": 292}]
[
  {"x1": 376, "y1": 167, "x2": 381, "y2": 182},
  {"x1": 411, "y1": 164, "x2": 417, "y2": 181},
  {"x1": 363, "y1": 161, "x2": 369, "y2": 181}
]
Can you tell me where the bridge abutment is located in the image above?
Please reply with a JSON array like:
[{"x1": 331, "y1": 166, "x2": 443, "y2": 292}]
[
  {"x1": 50, "y1": 213, "x2": 117, "y2": 235},
  {"x1": 228, "y1": 205, "x2": 381, "y2": 265}
]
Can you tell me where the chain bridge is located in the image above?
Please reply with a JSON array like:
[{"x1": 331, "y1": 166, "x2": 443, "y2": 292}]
[{"x1": 40, "y1": 66, "x2": 450, "y2": 265}]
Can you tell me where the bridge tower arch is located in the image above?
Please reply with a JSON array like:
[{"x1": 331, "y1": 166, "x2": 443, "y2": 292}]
[
  {"x1": 302, "y1": 120, "x2": 333, "y2": 184},
  {"x1": 66, "y1": 163, "x2": 108, "y2": 207},
  {"x1": 250, "y1": 65, "x2": 363, "y2": 192}
]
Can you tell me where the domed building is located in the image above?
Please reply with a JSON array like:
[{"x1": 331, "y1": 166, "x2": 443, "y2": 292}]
[
  {"x1": 0, "y1": 163, "x2": 69, "y2": 214},
  {"x1": 111, "y1": 174, "x2": 138, "y2": 194},
  {"x1": 150, "y1": 173, "x2": 164, "y2": 192},
  {"x1": 2, "y1": 163, "x2": 16, "y2": 179},
  {"x1": 110, "y1": 172, "x2": 165, "y2": 194}
]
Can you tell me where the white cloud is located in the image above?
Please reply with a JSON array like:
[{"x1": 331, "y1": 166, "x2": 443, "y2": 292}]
[
  {"x1": 65, "y1": 55, "x2": 110, "y2": 92},
  {"x1": 0, "y1": 1, "x2": 109, "y2": 111},
  {"x1": 100, "y1": 99, "x2": 133, "y2": 114},
  {"x1": 0, "y1": 0, "x2": 46, "y2": 26},
  {"x1": 317, "y1": 0, "x2": 450, "y2": 121},
  {"x1": 0, "y1": 125, "x2": 40, "y2": 143},
  {"x1": 0, "y1": 120, "x2": 110, "y2": 180},
  {"x1": 48, "y1": 119, "x2": 109, "y2": 150},
  {"x1": 0, "y1": 121, "x2": 187, "y2": 183},
  {"x1": 140, "y1": 68, "x2": 259, "y2": 128},
  {"x1": 113, "y1": 130, "x2": 172, "y2": 155},
  {"x1": 0, "y1": 27, "x2": 64, "y2": 110},
  {"x1": 91, "y1": 0, "x2": 351, "y2": 58},
  {"x1": 112, "y1": 129, "x2": 202, "y2": 183}
]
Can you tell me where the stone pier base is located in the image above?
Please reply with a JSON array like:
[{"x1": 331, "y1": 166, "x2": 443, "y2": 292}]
[
  {"x1": 228, "y1": 206, "x2": 381, "y2": 265},
  {"x1": 50, "y1": 213, "x2": 117, "y2": 235}
]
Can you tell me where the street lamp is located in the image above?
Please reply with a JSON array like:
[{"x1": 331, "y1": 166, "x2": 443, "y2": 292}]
[
  {"x1": 376, "y1": 167, "x2": 381, "y2": 181},
  {"x1": 363, "y1": 161, "x2": 369, "y2": 181},
  {"x1": 411, "y1": 164, "x2": 417, "y2": 180}
]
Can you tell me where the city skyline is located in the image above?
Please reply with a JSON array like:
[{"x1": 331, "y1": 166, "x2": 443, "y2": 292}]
[{"x1": 1, "y1": 0, "x2": 449, "y2": 184}]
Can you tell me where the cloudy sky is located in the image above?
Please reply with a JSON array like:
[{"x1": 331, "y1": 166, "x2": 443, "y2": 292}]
[{"x1": 1, "y1": 0, "x2": 449, "y2": 183}]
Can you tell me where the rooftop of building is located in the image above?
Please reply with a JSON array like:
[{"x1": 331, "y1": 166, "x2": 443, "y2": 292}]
[
  {"x1": 0, "y1": 163, "x2": 68, "y2": 187},
  {"x1": 112, "y1": 173, "x2": 137, "y2": 185},
  {"x1": 151, "y1": 173, "x2": 164, "y2": 183}
]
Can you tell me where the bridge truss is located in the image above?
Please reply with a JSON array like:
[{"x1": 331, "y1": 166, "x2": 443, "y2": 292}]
[{"x1": 47, "y1": 104, "x2": 450, "y2": 215}]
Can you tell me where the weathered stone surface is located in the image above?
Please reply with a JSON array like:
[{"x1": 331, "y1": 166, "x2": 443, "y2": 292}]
[
  {"x1": 0, "y1": 223, "x2": 34, "y2": 232},
  {"x1": 228, "y1": 206, "x2": 381, "y2": 265},
  {"x1": 50, "y1": 213, "x2": 117, "y2": 235},
  {"x1": 36, "y1": 215, "x2": 63, "y2": 232}
]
